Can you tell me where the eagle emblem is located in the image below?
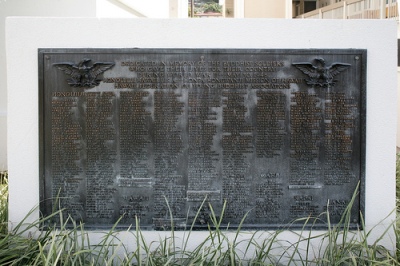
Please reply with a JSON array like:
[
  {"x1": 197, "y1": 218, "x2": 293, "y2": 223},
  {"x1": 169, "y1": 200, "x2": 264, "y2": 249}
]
[
  {"x1": 292, "y1": 58, "x2": 350, "y2": 87},
  {"x1": 53, "y1": 58, "x2": 114, "y2": 88}
]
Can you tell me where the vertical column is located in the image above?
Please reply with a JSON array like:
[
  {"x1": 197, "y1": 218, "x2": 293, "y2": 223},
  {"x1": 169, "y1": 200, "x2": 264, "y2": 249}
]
[
  {"x1": 118, "y1": 90, "x2": 153, "y2": 224},
  {"x1": 153, "y1": 90, "x2": 186, "y2": 225},
  {"x1": 187, "y1": 88, "x2": 221, "y2": 204},
  {"x1": 289, "y1": 91, "x2": 321, "y2": 219},
  {"x1": 51, "y1": 96, "x2": 83, "y2": 218},
  {"x1": 255, "y1": 91, "x2": 286, "y2": 221},
  {"x1": 290, "y1": 92, "x2": 321, "y2": 187},
  {"x1": 234, "y1": 0, "x2": 245, "y2": 18},
  {"x1": 222, "y1": 90, "x2": 253, "y2": 219},
  {"x1": 256, "y1": 91, "x2": 286, "y2": 158},
  {"x1": 324, "y1": 92, "x2": 357, "y2": 185},
  {"x1": 86, "y1": 92, "x2": 117, "y2": 220},
  {"x1": 119, "y1": 91, "x2": 151, "y2": 181}
]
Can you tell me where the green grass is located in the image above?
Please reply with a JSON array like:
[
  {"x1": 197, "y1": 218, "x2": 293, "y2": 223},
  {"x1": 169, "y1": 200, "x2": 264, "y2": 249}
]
[
  {"x1": 396, "y1": 153, "x2": 400, "y2": 212},
  {"x1": 0, "y1": 171, "x2": 398, "y2": 265},
  {"x1": 0, "y1": 171, "x2": 7, "y2": 235}
]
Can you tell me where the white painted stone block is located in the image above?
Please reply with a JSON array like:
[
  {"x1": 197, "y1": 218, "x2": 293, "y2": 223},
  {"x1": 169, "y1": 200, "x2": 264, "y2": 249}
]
[{"x1": 6, "y1": 18, "x2": 397, "y2": 257}]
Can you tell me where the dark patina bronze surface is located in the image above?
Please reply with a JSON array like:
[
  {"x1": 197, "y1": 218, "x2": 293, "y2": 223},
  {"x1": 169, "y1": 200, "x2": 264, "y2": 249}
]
[{"x1": 39, "y1": 49, "x2": 366, "y2": 230}]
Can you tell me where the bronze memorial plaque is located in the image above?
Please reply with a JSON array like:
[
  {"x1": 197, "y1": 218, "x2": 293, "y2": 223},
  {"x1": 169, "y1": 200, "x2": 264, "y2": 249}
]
[{"x1": 39, "y1": 49, "x2": 366, "y2": 230}]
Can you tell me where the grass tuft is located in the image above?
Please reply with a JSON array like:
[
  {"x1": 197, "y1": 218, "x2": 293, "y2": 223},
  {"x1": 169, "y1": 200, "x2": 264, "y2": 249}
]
[
  {"x1": 0, "y1": 173, "x2": 398, "y2": 265},
  {"x1": 0, "y1": 171, "x2": 8, "y2": 235}
]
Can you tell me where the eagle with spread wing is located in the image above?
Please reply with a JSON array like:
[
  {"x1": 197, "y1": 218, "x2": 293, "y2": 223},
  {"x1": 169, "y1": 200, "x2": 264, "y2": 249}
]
[
  {"x1": 53, "y1": 58, "x2": 114, "y2": 88},
  {"x1": 292, "y1": 58, "x2": 351, "y2": 88}
]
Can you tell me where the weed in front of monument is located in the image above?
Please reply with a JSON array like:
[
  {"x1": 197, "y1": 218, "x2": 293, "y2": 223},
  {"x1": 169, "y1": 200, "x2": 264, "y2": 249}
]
[
  {"x1": 0, "y1": 189, "x2": 399, "y2": 266},
  {"x1": 0, "y1": 176, "x2": 398, "y2": 265},
  {"x1": 397, "y1": 153, "x2": 400, "y2": 212},
  {"x1": 0, "y1": 171, "x2": 7, "y2": 234}
]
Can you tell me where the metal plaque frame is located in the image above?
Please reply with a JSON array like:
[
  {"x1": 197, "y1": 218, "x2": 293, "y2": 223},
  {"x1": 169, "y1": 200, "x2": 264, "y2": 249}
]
[{"x1": 39, "y1": 48, "x2": 366, "y2": 230}]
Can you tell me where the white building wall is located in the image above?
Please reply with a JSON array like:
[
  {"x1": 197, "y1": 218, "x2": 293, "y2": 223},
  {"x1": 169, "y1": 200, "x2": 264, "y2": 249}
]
[
  {"x1": 6, "y1": 17, "x2": 398, "y2": 257},
  {"x1": 244, "y1": 0, "x2": 286, "y2": 18}
]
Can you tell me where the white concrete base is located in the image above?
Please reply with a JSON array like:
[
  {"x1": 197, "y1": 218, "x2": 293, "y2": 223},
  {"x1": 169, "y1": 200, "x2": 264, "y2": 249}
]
[{"x1": 6, "y1": 18, "x2": 398, "y2": 256}]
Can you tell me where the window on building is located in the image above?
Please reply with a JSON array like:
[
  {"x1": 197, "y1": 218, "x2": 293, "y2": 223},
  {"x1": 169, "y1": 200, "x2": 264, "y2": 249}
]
[{"x1": 304, "y1": 1, "x2": 317, "y2": 13}]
